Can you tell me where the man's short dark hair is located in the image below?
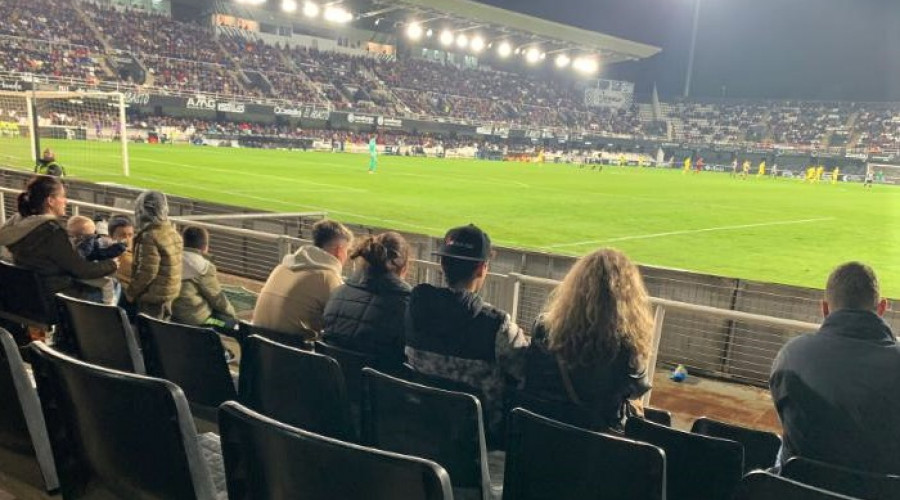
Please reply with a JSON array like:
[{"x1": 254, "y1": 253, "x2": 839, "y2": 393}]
[
  {"x1": 825, "y1": 262, "x2": 880, "y2": 312},
  {"x1": 107, "y1": 214, "x2": 133, "y2": 236},
  {"x1": 183, "y1": 226, "x2": 209, "y2": 250},
  {"x1": 312, "y1": 220, "x2": 352, "y2": 249},
  {"x1": 441, "y1": 256, "x2": 482, "y2": 288}
]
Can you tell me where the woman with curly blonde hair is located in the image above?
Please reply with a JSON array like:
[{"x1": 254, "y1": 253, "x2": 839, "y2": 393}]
[{"x1": 521, "y1": 247, "x2": 655, "y2": 431}]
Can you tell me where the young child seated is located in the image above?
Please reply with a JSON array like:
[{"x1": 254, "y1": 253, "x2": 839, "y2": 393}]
[{"x1": 67, "y1": 216, "x2": 126, "y2": 304}]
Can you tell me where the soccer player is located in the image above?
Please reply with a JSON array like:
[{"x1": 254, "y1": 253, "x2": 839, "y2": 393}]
[
  {"x1": 831, "y1": 167, "x2": 840, "y2": 185},
  {"x1": 695, "y1": 157, "x2": 704, "y2": 174},
  {"x1": 683, "y1": 156, "x2": 692, "y2": 175},
  {"x1": 730, "y1": 159, "x2": 738, "y2": 177},
  {"x1": 757, "y1": 160, "x2": 766, "y2": 178},
  {"x1": 805, "y1": 166, "x2": 815, "y2": 183},
  {"x1": 816, "y1": 165, "x2": 825, "y2": 183},
  {"x1": 368, "y1": 134, "x2": 378, "y2": 174},
  {"x1": 741, "y1": 159, "x2": 751, "y2": 180},
  {"x1": 864, "y1": 170, "x2": 874, "y2": 189}
]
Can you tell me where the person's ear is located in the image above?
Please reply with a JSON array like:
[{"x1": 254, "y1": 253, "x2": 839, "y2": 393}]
[
  {"x1": 821, "y1": 300, "x2": 830, "y2": 318},
  {"x1": 476, "y1": 261, "x2": 488, "y2": 279},
  {"x1": 877, "y1": 298, "x2": 888, "y2": 317}
]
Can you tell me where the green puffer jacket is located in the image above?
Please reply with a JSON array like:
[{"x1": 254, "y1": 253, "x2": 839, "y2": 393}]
[
  {"x1": 172, "y1": 248, "x2": 236, "y2": 325},
  {"x1": 126, "y1": 221, "x2": 183, "y2": 305}
]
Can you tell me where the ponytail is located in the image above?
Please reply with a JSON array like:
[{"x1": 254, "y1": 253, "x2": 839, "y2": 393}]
[
  {"x1": 350, "y1": 231, "x2": 410, "y2": 275},
  {"x1": 18, "y1": 175, "x2": 62, "y2": 216}
]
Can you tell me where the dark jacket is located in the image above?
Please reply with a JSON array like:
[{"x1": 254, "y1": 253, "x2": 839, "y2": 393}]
[
  {"x1": 770, "y1": 309, "x2": 900, "y2": 474},
  {"x1": 404, "y1": 284, "x2": 529, "y2": 435},
  {"x1": 0, "y1": 215, "x2": 116, "y2": 297},
  {"x1": 74, "y1": 235, "x2": 127, "y2": 262},
  {"x1": 322, "y1": 270, "x2": 412, "y2": 371},
  {"x1": 521, "y1": 320, "x2": 650, "y2": 432}
]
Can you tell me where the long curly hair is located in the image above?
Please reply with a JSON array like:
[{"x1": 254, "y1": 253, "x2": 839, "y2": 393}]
[
  {"x1": 350, "y1": 231, "x2": 410, "y2": 275},
  {"x1": 542, "y1": 248, "x2": 654, "y2": 370}
]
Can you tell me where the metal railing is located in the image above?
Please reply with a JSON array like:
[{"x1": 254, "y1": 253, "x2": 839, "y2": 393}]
[{"x1": 0, "y1": 186, "x2": 825, "y2": 395}]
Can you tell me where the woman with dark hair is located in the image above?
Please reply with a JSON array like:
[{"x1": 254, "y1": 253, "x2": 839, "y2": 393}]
[
  {"x1": 0, "y1": 175, "x2": 117, "y2": 298},
  {"x1": 323, "y1": 231, "x2": 412, "y2": 371},
  {"x1": 520, "y1": 247, "x2": 655, "y2": 432}
]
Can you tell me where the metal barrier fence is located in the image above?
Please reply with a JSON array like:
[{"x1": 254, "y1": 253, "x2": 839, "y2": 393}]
[{"x1": 0, "y1": 184, "x2": 837, "y2": 393}]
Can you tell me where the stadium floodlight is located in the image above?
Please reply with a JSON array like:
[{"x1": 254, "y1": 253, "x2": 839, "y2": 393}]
[
  {"x1": 525, "y1": 47, "x2": 541, "y2": 64},
  {"x1": 426, "y1": 28, "x2": 433, "y2": 37},
  {"x1": 281, "y1": 0, "x2": 297, "y2": 13},
  {"x1": 540, "y1": 52, "x2": 546, "y2": 60},
  {"x1": 439, "y1": 30, "x2": 454, "y2": 46},
  {"x1": 302, "y1": 1, "x2": 319, "y2": 17},
  {"x1": 470, "y1": 35, "x2": 485, "y2": 53},
  {"x1": 513, "y1": 47, "x2": 521, "y2": 55},
  {"x1": 323, "y1": 5, "x2": 352, "y2": 23},
  {"x1": 456, "y1": 33, "x2": 469, "y2": 49},
  {"x1": 237, "y1": 0, "x2": 265, "y2": 4},
  {"x1": 573, "y1": 56, "x2": 599, "y2": 74},
  {"x1": 497, "y1": 41, "x2": 512, "y2": 57},
  {"x1": 555, "y1": 53, "x2": 571, "y2": 68},
  {"x1": 406, "y1": 22, "x2": 423, "y2": 40}
]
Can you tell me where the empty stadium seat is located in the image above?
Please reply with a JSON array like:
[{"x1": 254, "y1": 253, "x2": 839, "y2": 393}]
[
  {"x1": 219, "y1": 401, "x2": 453, "y2": 500},
  {"x1": 136, "y1": 314, "x2": 237, "y2": 428},
  {"x1": 733, "y1": 471, "x2": 860, "y2": 500},
  {"x1": 28, "y1": 340, "x2": 224, "y2": 499},
  {"x1": 237, "y1": 319, "x2": 313, "y2": 351},
  {"x1": 0, "y1": 261, "x2": 58, "y2": 336},
  {"x1": 314, "y1": 340, "x2": 376, "y2": 406},
  {"x1": 783, "y1": 457, "x2": 900, "y2": 500},
  {"x1": 361, "y1": 367, "x2": 501, "y2": 500},
  {"x1": 625, "y1": 416, "x2": 744, "y2": 500},
  {"x1": 502, "y1": 408, "x2": 666, "y2": 500},
  {"x1": 54, "y1": 294, "x2": 145, "y2": 373},
  {"x1": 691, "y1": 416, "x2": 782, "y2": 472},
  {"x1": 238, "y1": 334, "x2": 355, "y2": 441},
  {"x1": 644, "y1": 406, "x2": 673, "y2": 427},
  {"x1": 0, "y1": 328, "x2": 58, "y2": 493}
]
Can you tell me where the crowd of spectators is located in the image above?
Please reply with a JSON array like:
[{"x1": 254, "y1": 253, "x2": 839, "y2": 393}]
[
  {"x1": 0, "y1": 37, "x2": 101, "y2": 82},
  {"x1": 0, "y1": 0, "x2": 103, "y2": 51},
  {"x1": 851, "y1": 104, "x2": 900, "y2": 150},
  {"x1": 668, "y1": 102, "x2": 767, "y2": 143},
  {"x1": 769, "y1": 101, "x2": 852, "y2": 146}
]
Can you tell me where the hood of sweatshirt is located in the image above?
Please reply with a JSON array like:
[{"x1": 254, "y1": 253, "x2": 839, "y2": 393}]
[
  {"x1": 0, "y1": 214, "x2": 58, "y2": 247},
  {"x1": 281, "y1": 245, "x2": 343, "y2": 274}
]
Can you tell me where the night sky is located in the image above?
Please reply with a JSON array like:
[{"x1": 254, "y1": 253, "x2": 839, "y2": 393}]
[{"x1": 480, "y1": 0, "x2": 900, "y2": 102}]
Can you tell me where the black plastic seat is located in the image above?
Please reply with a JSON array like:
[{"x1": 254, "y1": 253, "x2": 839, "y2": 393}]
[
  {"x1": 362, "y1": 367, "x2": 500, "y2": 500},
  {"x1": 314, "y1": 340, "x2": 377, "y2": 406},
  {"x1": 503, "y1": 408, "x2": 666, "y2": 500},
  {"x1": 219, "y1": 401, "x2": 453, "y2": 500},
  {"x1": 0, "y1": 328, "x2": 58, "y2": 493},
  {"x1": 136, "y1": 314, "x2": 237, "y2": 426},
  {"x1": 237, "y1": 319, "x2": 313, "y2": 351},
  {"x1": 28, "y1": 340, "x2": 223, "y2": 499},
  {"x1": 54, "y1": 293, "x2": 145, "y2": 373},
  {"x1": 783, "y1": 456, "x2": 900, "y2": 500},
  {"x1": 644, "y1": 406, "x2": 673, "y2": 427},
  {"x1": 625, "y1": 416, "x2": 744, "y2": 500},
  {"x1": 238, "y1": 334, "x2": 355, "y2": 441},
  {"x1": 734, "y1": 471, "x2": 860, "y2": 500},
  {"x1": 691, "y1": 416, "x2": 782, "y2": 472},
  {"x1": 0, "y1": 261, "x2": 58, "y2": 337}
]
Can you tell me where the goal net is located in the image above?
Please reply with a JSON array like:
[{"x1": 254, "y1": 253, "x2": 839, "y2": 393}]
[
  {"x1": 867, "y1": 163, "x2": 900, "y2": 185},
  {"x1": 0, "y1": 90, "x2": 129, "y2": 177}
]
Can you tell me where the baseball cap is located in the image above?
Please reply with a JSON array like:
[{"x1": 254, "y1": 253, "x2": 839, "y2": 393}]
[{"x1": 433, "y1": 224, "x2": 492, "y2": 262}]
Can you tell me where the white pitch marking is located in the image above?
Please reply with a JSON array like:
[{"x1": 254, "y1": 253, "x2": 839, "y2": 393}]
[{"x1": 545, "y1": 217, "x2": 836, "y2": 249}]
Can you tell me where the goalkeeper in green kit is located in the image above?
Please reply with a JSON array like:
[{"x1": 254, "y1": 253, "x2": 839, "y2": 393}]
[{"x1": 368, "y1": 134, "x2": 377, "y2": 174}]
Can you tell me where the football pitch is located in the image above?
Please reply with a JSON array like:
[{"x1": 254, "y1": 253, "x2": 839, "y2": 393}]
[{"x1": 3, "y1": 139, "x2": 899, "y2": 296}]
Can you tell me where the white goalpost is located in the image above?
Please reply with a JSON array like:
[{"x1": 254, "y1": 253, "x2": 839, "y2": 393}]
[
  {"x1": 866, "y1": 163, "x2": 900, "y2": 185},
  {"x1": 0, "y1": 90, "x2": 129, "y2": 177}
]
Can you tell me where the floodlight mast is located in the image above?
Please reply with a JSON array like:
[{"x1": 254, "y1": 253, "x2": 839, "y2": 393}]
[{"x1": 683, "y1": 0, "x2": 701, "y2": 98}]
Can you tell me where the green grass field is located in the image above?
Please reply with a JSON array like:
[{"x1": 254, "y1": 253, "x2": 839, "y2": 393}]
[{"x1": 3, "y1": 138, "x2": 899, "y2": 296}]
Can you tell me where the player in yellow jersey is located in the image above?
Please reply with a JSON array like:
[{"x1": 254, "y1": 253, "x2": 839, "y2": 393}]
[
  {"x1": 805, "y1": 166, "x2": 815, "y2": 183},
  {"x1": 831, "y1": 167, "x2": 840, "y2": 185},
  {"x1": 757, "y1": 160, "x2": 766, "y2": 178},
  {"x1": 683, "y1": 156, "x2": 691, "y2": 174},
  {"x1": 816, "y1": 165, "x2": 825, "y2": 183}
]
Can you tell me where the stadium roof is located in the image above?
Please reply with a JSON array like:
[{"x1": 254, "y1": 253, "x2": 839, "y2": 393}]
[{"x1": 378, "y1": 0, "x2": 660, "y2": 63}]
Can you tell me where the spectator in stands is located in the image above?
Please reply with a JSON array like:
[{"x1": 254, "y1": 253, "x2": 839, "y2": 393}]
[
  {"x1": 66, "y1": 215, "x2": 126, "y2": 304},
  {"x1": 125, "y1": 190, "x2": 183, "y2": 320},
  {"x1": 253, "y1": 219, "x2": 353, "y2": 338},
  {"x1": 520, "y1": 248, "x2": 653, "y2": 432},
  {"x1": 405, "y1": 224, "x2": 529, "y2": 442},
  {"x1": 0, "y1": 176, "x2": 116, "y2": 299},
  {"x1": 108, "y1": 215, "x2": 135, "y2": 293},
  {"x1": 770, "y1": 262, "x2": 899, "y2": 474},
  {"x1": 34, "y1": 148, "x2": 65, "y2": 177},
  {"x1": 322, "y1": 231, "x2": 412, "y2": 372},
  {"x1": 172, "y1": 226, "x2": 237, "y2": 332}
]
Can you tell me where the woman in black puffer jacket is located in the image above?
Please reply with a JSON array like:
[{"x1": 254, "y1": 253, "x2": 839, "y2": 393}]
[{"x1": 322, "y1": 231, "x2": 411, "y2": 372}]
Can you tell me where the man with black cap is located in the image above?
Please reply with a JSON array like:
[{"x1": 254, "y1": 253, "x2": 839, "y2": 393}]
[{"x1": 405, "y1": 224, "x2": 529, "y2": 443}]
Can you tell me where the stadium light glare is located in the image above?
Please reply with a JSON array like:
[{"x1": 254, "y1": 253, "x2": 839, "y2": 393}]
[
  {"x1": 540, "y1": 52, "x2": 546, "y2": 60},
  {"x1": 497, "y1": 41, "x2": 512, "y2": 57},
  {"x1": 406, "y1": 22, "x2": 423, "y2": 40},
  {"x1": 513, "y1": 47, "x2": 520, "y2": 55},
  {"x1": 302, "y1": 1, "x2": 319, "y2": 17},
  {"x1": 573, "y1": 57, "x2": 599, "y2": 74},
  {"x1": 439, "y1": 30, "x2": 454, "y2": 46},
  {"x1": 456, "y1": 34, "x2": 469, "y2": 48},
  {"x1": 470, "y1": 35, "x2": 485, "y2": 52},
  {"x1": 555, "y1": 54, "x2": 571, "y2": 68},
  {"x1": 426, "y1": 28, "x2": 433, "y2": 37},
  {"x1": 281, "y1": 0, "x2": 297, "y2": 13},
  {"x1": 525, "y1": 48, "x2": 541, "y2": 64},
  {"x1": 323, "y1": 5, "x2": 352, "y2": 23}
]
